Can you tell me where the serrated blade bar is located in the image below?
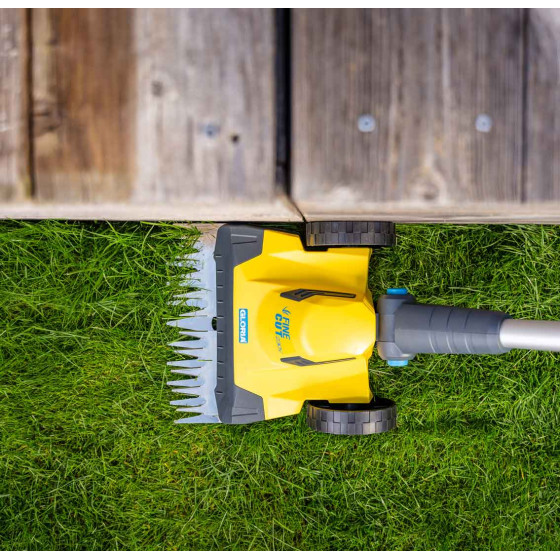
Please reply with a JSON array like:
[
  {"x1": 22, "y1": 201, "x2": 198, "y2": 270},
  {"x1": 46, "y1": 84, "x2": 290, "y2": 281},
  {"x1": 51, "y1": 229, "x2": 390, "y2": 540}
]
[
  {"x1": 178, "y1": 229, "x2": 217, "y2": 316},
  {"x1": 175, "y1": 414, "x2": 220, "y2": 424},
  {"x1": 169, "y1": 224, "x2": 221, "y2": 424}
]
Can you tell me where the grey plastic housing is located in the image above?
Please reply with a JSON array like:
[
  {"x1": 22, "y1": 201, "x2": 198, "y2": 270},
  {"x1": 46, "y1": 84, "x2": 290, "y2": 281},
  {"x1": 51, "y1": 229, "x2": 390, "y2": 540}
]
[
  {"x1": 214, "y1": 225, "x2": 266, "y2": 424},
  {"x1": 376, "y1": 294, "x2": 511, "y2": 361}
]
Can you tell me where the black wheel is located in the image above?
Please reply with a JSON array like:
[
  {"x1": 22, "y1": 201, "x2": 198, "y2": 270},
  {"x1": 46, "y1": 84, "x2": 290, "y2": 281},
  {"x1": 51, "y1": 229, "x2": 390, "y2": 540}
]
[
  {"x1": 306, "y1": 397, "x2": 397, "y2": 435},
  {"x1": 305, "y1": 221, "x2": 396, "y2": 248}
]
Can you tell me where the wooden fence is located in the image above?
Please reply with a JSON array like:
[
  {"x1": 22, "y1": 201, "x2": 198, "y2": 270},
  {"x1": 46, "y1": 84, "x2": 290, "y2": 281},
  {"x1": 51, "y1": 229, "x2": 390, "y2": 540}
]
[{"x1": 1, "y1": 8, "x2": 560, "y2": 222}]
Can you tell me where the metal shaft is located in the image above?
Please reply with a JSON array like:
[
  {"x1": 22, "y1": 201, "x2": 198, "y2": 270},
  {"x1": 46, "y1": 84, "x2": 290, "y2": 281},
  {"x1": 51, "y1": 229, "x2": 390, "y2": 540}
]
[{"x1": 499, "y1": 319, "x2": 560, "y2": 352}]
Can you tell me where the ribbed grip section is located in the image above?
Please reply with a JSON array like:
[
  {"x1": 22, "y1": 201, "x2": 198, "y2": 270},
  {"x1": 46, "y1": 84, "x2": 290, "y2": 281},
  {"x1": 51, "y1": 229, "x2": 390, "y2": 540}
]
[{"x1": 394, "y1": 304, "x2": 510, "y2": 355}]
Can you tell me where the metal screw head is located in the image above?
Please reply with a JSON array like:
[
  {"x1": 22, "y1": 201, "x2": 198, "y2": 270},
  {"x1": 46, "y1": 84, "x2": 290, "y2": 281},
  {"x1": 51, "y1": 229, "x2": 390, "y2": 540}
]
[
  {"x1": 475, "y1": 114, "x2": 493, "y2": 133},
  {"x1": 202, "y1": 123, "x2": 221, "y2": 138},
  {"x1": 357, "y1": 114, "x2": 376, "y2": 133}
]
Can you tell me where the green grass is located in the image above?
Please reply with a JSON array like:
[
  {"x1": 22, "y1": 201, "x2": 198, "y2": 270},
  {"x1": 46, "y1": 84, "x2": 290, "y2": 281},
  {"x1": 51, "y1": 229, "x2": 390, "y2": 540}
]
[{"x1": 0, "y1": 221, "x2": 558, "y2": 550}]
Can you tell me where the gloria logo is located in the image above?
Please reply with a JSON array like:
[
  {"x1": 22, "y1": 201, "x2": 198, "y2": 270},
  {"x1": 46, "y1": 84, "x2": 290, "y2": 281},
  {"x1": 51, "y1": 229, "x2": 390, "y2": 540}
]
[{"x1": 239, "y1": 308, "x2": 248, "y2": 343}]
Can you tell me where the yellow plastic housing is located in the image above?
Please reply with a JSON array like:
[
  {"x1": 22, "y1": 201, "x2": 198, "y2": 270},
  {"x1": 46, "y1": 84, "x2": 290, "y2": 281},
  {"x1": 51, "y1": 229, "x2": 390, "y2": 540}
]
[{"x1": 233, "y1": 229, "x2": 375, "y2": 420}]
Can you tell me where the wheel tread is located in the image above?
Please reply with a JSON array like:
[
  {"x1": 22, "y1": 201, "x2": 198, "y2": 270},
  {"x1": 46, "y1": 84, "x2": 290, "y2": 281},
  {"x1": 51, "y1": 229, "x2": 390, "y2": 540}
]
[
  {"x1": 306, "y1": 221, "x2": 395, "y2": 247},
  {"x1": 306, "y1": 399, "x2": 397, "y2": 435}
]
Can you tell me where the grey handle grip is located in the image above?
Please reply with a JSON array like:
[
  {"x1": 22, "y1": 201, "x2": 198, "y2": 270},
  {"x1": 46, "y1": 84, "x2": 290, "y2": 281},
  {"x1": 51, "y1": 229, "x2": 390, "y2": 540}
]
[
  {"x1": 394, "y1": 304, "x2": 509, "y2": 355},
  {"x1": 376, "y1": 294, "x2": 510, "y2": 361}
]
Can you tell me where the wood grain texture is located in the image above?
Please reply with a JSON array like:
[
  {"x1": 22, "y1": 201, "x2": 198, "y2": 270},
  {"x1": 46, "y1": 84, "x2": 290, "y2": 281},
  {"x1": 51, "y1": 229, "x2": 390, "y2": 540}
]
[
  {"x1": 0, "y1": 194, "x2": 302, "y2": 222},
  {"x1": 32, "y1": 9, "x2": 135, "y2": 202},
  {"x1": 525, "y1": 9, "x2": 560, "y2": 201},
  {"x1": 133, "y1": 9, "x2": 276, "y2": 203},
  {"x1": 0, "y1": 8, "x2": 29, "y2": 201},
  {"x1": 294, "y1": 201, "x2": 560, "y2": 223},
  {"x1": 292, "y1": 9, "x2": 524, "y2": 215}
]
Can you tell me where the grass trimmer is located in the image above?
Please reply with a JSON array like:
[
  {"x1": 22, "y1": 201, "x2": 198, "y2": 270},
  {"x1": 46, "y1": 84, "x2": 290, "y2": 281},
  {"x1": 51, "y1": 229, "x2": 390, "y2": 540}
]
[{"x1": 168, "y1": 222, "x2": 560, "y2": 435}]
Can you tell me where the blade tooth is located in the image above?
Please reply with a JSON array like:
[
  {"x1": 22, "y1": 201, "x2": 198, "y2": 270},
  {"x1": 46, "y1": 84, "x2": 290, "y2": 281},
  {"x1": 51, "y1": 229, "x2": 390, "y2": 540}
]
[
  {"x1": 171, "y1": 399, "x2": 219, "y2": 419},
  {"x1": 167, "y1": 359, "x2": 211, "y2": 369},
  {"x1": 167, "y1": 378, "x2": 204, "y2": 388},
  {"x1": 175, "y1": 414, "x2": 220, "y2": 424},
  {"x1": 191, "y1": 263, "x2": 210, "y2": 277},
  {"x1": 170, "y1": 369, "x2": 200, "y2": 376},
  {"x1": 171, "y1": 387, "x2": 203, "y2": 396},
  {"x1": 178, "y1": 271, "x2": 207, "y2": 283},
  {"x1": 178, "y1": 402, "x2": 217, "y2": 417},
  {"x1": 178, "y1": 248, "x2": 199, "y2": 260},
  {"x1": 171, "y1": 396, "x2": 206, "y2": 407},
  {"x1": 172, "y1": 259, "x2": 196, "y2": 268},
  {"x1": 192, "y1": 257, "x2": 206, "y2": 269},
  {"x1": 169, "y1": 338, "x2": 209, "y2": 350},
  {"x1": 188, "y1": 307, "x2": 211, "y2": 318},
  {"x1": 179, "y1": 315, "x2": 214, "y2": 332},
  {"x1": 179, "y1": 277, "x2": 204, "y2": 289},
  {"x1": 171, "y1": 296, "x2": 209, "y2": 308},
  {"x1": 196, "y1": 245, "x2": 214, "y2": 259},
  {"x1": 178, "y1": 329, "x2": 215, "y2": 341},
  {"x1": 176, "y1": 406, "x2": 209, "y2": 414},
  {"x1": 167, "y1": 367, "x2": 216, "y2": 379},
  {"x1": 174, "y1": 290, "x2": 216, "y2": 315},
  {"x1": 183, "y1": 298, "x2": 209, "y2": 309},
  {"x1": 190, "y1": 270, "x2": 205, "y2": 283},
  {"x1": 173, "y1": 348, "x2": 213, "y2": 360},
  {"x1": 173, "y1": 292, "x2": 203, "y2": 300},
  {"x1": 168, "y1": 339, "x2": 201, "y2": 348},
  {"x1": 177, "y1": 391, "x2": 217, "y2": 416},
  {"x1": 168, "y1": 359, "x2": 194, "y2": 368},
  {"x1": 167, "y1": 316, "x2": 213, "y2": 331}
]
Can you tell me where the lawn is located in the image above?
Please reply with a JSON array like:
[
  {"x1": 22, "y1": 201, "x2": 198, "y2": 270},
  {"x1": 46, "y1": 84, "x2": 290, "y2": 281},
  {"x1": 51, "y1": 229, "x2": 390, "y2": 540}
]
[{"x1": 0, "y1": 220, "x2": 558, "y2": 550}]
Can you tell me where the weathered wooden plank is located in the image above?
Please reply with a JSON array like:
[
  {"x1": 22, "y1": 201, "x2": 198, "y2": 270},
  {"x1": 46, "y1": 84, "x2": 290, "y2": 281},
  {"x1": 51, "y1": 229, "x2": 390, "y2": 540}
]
[
  {"x1": 286, "y1": 202, "x2": 560, "y2": 224},
  {"x1": 0, "y1": 8, "x2": 29, "y2": 201},
  {"x1": 32, "y1": 9, "x2": 135, "y2": 202},
  {"x1": 30, "y1": 8, "x2": 278, "y2": 210},
  {"x1": 525, "y1": 9, "x2": 560, "y2": 201},
  {"x1": 133, "y1": 9, "x2": 276, "y2": 203},
  {"x1": 0, "y1": 195, "x2": 302, "y2": 222},
  {"x1": 292, "y1": 9, "x2": 524, "y2": 218}
]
